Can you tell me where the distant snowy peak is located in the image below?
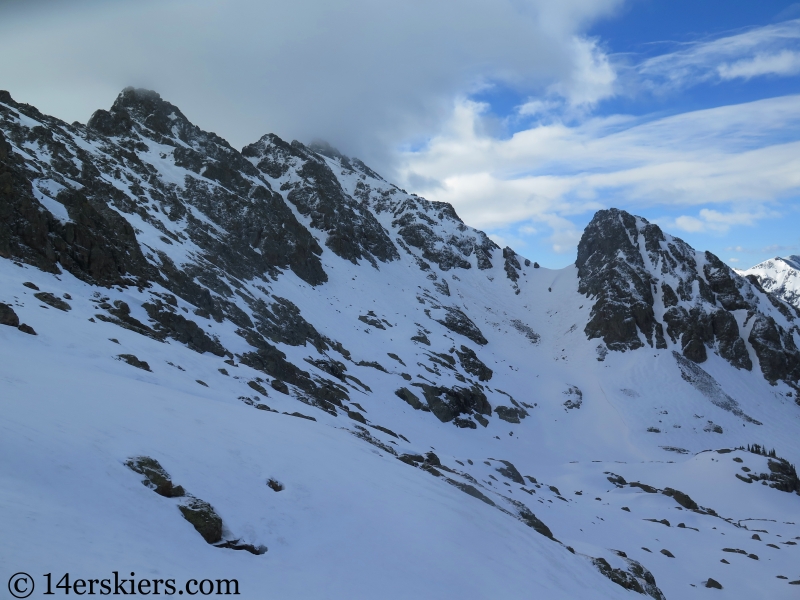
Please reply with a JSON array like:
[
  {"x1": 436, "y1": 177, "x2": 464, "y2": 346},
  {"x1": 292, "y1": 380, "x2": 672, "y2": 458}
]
[
  {"x1": 739, "y1": 255, "x2": 800, "y2": 310},
  {"x1": 577, "y1": 209, "x2": 800, "y2": 385}
]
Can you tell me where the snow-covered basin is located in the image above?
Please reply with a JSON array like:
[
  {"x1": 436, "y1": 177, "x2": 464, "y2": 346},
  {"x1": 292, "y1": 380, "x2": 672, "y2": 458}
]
[{"x1": 0, "y1": 317, "x2": 628, "y2": 599}]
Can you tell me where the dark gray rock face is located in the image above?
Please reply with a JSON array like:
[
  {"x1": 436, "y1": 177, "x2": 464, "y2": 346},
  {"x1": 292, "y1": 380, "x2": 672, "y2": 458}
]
[
  {"x1": 765, "y1": 458, "x2": 800, "y2": 494},
  {"x1": 390, "y1": 205, "x2": 498, "y2": 272},
  {"x1": 703, "y1": 252, "x2": 749, "y2": 310},
  {"x1": 446, "y1": 479, "x2": 496, "y2": 506},
  {"x1": 495, "y1": 405, "x2": 527, "y2": 423},
  {"x1": 98, "y1": 90, "x2": 329, "y2": 287},
  {"x1": 748, "y1": 314, "x2": 800, "y2": 384},
  {"x1": 178, "y1": 497, "x2": 224, "y2": 544},
  {"x1": 562, "y1": 386, "x2": 583, "y2": 410},
  {"x1": 592, "y1": 557, "x2": 666, "y2": 600},
  {"x1": 2, "y1": 87, "x2": 521, "y2": 436},
  {"x1": 0, "y1": 124, "x2": 150, "y2": 286},
  {"x1": 0, "y1": 302, "x2": 19, "y2": 327},
  {"x1": 510, "y1": 319, "x2": 540, "y2": 344},
  {"x1": 513, "y1": 503, "x2": 555, "y2": 540},
  {"x1": 434, "y1": 306, "x2": 488, "y2": 346},
  {"x1": 395, "y1": 387, "x2": 424, "y2": 410},
  {"x1": 118, "y1": 354, "x2": 151, "y2": 371},
  {"x1": 358, "y1": 311, "x2": 386, "y2": 330},
  {"x1": 661, "y1": 487, "x2": 698, "y2": 510},
  {"x1": 392, "y1": 211, "x2": 472, "y2": 271},
  {"x1": 181, "y1": 179, "x2": 329, "y2": 288},
  {"x1": 34, "y1": 292, "x2": 71, "y2": 311},
  {"x1": 143, "y1": 301, "x2": 226, "y2": 356},
  {"x1": 503, "y1": 246, "x2": 521, "y2": 282},
  {"x1": 455, "y1": 345, "x2": 493, "y2": 381},
  {"x1": 245, "y1": 295, "x2": 328, "y2": 352},
  {"x1": 578, "y1": 208, "x2": 799, "y2": 385},
  {"x1": 237, "y1": 328, "x2": 349, "y2": 413},
  {"x1": 2, "y1": 88, "x2": 327, "y2": 299},
  {"x1": 244, "y1": 135, "x2": 399, "y2": 267},
  {"x1": 704, "y1": 578, "x2": 722, "y2": 589},
  {"x1": 495, "y1": 460, "x2": 524, "y2": 484},
  {"x1": 412, "y1": 383, "x2": 491, "y2": 423},
  {"x1": 126, "y1": 456, "x2": 185, "y2": 498},
  {"x1": 576, "y1": 209, "x2": 666, "y2": 352}
]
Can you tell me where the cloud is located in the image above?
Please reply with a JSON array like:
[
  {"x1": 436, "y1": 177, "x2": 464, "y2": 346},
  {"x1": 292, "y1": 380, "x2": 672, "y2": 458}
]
[
  {"x1": 548, "y1": 221, "x2": 584, "y2": 254},
  {"x1": 718, "y1": 50, "x2": 800, "y2": 79},
  {"x1": 761, "y1": 243, "x2": 800, "y2": 253},
  {"x1": 669, "y1": 207, "x2": 780, "y2": 234},
  {"x1": 726, "y1": 243, "x2": 800, "y2": 254},
  {"x1": 635, "y1": 18, "x2": 800, "y2": 90},
  {"x1": 546, "y1": 37, "x2": 617, "y2": 108},
  {"x1": 0, "y1": 0, "x2": 624, "y2": 172},
  {"x1": 399, "y1": 94, "x2": 800, "y2": 252}
]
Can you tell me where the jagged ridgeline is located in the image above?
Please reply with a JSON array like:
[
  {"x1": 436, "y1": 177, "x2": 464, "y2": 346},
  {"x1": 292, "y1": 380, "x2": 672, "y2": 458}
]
[
  {"x1": 0, "y1": 87, "x2": 517, "y2": 419},
  {"x1": 1, "y1": 88, "x2": 799, "y2": 403}
]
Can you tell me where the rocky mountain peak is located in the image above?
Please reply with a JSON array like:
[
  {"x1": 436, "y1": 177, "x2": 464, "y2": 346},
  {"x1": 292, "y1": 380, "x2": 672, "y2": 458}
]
[
  {"x1": 87, "y1": 87, "x2": 175, "y2": 138},
  {"x1": 577, "y1": 208, "x2": 669, "y2": 352},
  {"x1": 88, "y1": 87, "x2": 240, "y2": 162},
  {"x1": 578, "y1": 208, "x2": 800, "y2": 385},
  {"x1": 111, "y1": 87, "x2": 184, "y2": 129}
]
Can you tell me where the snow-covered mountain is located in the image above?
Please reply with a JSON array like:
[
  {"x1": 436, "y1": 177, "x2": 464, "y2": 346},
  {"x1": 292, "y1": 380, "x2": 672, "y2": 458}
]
[
  {"x1": 739, "y1": 255, "x2": 800, "y2": 311},
  {"x1": 1, "y1": 88, "x2": 799, "y2": 599}
]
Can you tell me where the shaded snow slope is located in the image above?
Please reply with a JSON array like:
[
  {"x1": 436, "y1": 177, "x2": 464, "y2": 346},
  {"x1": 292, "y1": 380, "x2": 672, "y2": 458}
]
[{"x1": 1, "y1": 88, "x2": 799, "y2": 598}]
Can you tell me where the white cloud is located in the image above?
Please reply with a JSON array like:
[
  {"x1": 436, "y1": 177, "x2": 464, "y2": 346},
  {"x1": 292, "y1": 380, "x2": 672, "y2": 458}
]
[
  {"x1": 673, "y1": 215, "x2": 705, "y2": 233},
  {"x1": 669, "y1": 207, "x2": 780, "y2": 234},
  {"x1": 547, "y1": 37, "x2": 617, "y2": 108},
  {"x1": 0, "y1": 0, "x2": 624, "y2": 170},
  {"x1": 518, "y1": 99, "x2": 562, "y2": 117},
  {"x1": 718, "y1": 50, "x2": 800, "y2": 80},
  {"x1": 400, "y1": 95, "x2": 800, "y2": 251},
  {"x1": 726, "y1": 243, "x2": 800, "y2": 254},
  {"x1": 635, "y1": 19, "x2": 800, "y2": 90}
]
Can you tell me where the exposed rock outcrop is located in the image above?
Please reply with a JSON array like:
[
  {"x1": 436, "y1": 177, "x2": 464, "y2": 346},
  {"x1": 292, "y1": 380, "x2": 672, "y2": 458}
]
[{"x1": 577, "y1": 208, "x2": 799, "y2": 385}]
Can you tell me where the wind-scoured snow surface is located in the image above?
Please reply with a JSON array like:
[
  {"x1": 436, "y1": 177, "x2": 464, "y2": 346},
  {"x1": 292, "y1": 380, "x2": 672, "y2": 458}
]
[
  {"x1": 1, "y1": 88, "x2": 800, "y2": 599},
  {"x1": 740, "y1": 256, "x2": 800, "y2": 309}
]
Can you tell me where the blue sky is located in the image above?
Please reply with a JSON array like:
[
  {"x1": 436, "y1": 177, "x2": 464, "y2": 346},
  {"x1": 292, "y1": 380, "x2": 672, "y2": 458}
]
[
  {"x1": 1, "y1": 0, "x2": 798, "y2": 270},
  {"x1": 400, "y1": 1, "x2": 800, "y2": 269}
]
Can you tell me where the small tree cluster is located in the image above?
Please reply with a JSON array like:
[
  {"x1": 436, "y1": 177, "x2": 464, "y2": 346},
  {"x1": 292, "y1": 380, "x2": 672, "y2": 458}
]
[{"x1": 736, "y1": 443, "x2": 777, "y2": 458}]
